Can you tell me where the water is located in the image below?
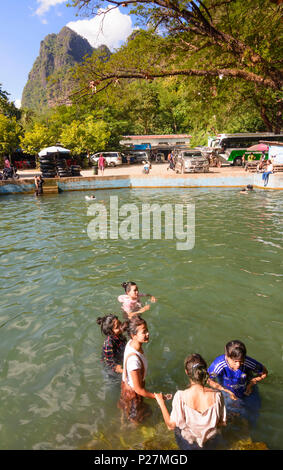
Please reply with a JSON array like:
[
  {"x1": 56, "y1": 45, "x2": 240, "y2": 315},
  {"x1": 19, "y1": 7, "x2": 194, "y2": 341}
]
[{"x1": 0, "y1": 188, "x2": 282, "y2": 450}]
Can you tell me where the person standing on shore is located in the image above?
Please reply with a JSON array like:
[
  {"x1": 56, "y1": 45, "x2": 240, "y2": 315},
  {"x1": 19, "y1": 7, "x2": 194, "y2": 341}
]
[
  {"x1": 34, "y1": 175, "x2": 44, "y2": 196},
  {"x1": 167, "y1": 152, "x2": 175, "y2": 171},
  {"x1": 98, "y1": 154, "x2": 106, "y2": 176}
]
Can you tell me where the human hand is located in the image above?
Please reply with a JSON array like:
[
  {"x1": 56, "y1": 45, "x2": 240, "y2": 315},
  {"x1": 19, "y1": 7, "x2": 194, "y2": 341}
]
[
  {"x1": 150, "y1": 296, "x2": 157, "y2": 303},
  {"x1": 115, "y1": 365, "x2": 123, "y2": 374},
  {"x1": 142, "y1": 304, "x2": 150, "y2": 312},
  {"x1": 244, "y1": 382, "x2": 254, "y2": 396},
  {"x1": 163, "y1": 393, "x2": 172, "y2": 401}
]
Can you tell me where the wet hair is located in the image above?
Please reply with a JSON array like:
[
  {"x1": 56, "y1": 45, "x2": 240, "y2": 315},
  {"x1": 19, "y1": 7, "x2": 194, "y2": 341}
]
[
  {"x1": 123, "y1": 315, "x2": 147, "y2": 338},
  {"x1": 96, "y1": 314, "x2": 119, "y2": 336},
  {"x1": 225, "y1": 340, "x2": 246, "y2": 361},
  {"x1": 247, "y1": 184, "x2": 253, "y2": 190},
  {"x1": 121, "y1": 281, "x2": 137, "y2": 294},
  {"x1": 184, "y1": 353, "x2": 208, "y2": 386}
]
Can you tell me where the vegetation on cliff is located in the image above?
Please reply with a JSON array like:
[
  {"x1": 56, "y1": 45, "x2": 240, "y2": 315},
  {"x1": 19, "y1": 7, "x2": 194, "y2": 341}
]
[{"x1": 21, "y1": 26, "x2": 110, "y2": 112}]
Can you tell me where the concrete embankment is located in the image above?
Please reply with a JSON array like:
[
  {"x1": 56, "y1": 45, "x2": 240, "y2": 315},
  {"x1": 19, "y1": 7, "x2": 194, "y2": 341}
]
[{"x1": 1, "y1": 167, "x2": 283, "y2": 195}]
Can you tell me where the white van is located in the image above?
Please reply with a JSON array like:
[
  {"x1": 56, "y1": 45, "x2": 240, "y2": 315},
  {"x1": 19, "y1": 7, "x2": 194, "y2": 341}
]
[{"x1": 90, "y1": 152, "x2": 123, "y2": 166}]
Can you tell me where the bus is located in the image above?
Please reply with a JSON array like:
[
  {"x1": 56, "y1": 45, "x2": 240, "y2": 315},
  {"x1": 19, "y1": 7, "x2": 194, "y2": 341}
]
[{"x1": 207, "y1": 133, "x2": 283, "y2": 166}]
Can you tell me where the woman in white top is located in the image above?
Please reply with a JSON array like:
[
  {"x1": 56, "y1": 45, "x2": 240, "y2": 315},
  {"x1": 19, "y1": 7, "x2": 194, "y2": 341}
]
[
  {"x1": 118, "y1": 316, "x2": 169, "y2": 423},
  {"x1": 262, "y1": 160, "x2": 273, "y2": 186},
  {"x1": 155, "y1": 354, "x2": 226, "y2": 449}
]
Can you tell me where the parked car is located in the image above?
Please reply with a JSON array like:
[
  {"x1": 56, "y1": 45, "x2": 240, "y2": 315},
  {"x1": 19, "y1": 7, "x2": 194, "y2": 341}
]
[
  {"x1": 174, "y1": 149, "x2": 209, "y2": 173},
  {"x1": 90, "y1": 152, "x2": 123, "y2": 166},
  {"x1": 129, "y1": 151, "x2": 151, "y2": 164},
  {"x1": 155, "y1": 152, "x2": 165, "y2": 163}
]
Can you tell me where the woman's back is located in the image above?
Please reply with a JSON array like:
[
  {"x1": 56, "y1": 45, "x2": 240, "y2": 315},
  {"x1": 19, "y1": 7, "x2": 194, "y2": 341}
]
[
  {"x1": 182, "y1": 386, "x2": 216, "y2": 413},
  {"x1": 170, "y1": 388, "x2": 226, "y2": 448}
]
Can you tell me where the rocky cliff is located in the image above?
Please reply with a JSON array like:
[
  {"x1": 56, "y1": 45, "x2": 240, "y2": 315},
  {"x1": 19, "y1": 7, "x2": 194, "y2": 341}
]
[{"x1": 21, "y1": 26, "x2": 110, "y2": 111}]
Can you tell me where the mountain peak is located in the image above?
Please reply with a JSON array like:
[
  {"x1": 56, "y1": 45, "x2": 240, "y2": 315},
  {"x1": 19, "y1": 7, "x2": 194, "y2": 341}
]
[{"x1": 21, "y1": 27, "x2": 110, "y2": 111}]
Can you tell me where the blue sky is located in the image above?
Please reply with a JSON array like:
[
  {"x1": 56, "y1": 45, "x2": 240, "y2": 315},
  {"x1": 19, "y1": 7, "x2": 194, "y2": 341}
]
[{"x1": 0, "y1": 1, "x2": 134, "y2": 106}]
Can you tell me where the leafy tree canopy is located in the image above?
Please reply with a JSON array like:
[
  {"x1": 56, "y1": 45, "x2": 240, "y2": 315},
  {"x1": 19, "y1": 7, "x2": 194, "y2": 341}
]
[
  {"x1": 0, "y1": 113, "x2": 22, "y2": 155},
  {"x1": 68, "y1": 0, "x2": 282, "y2": 132},
  {"x1": 70, "y1": 0, "x2": 282, "y2": 91}
]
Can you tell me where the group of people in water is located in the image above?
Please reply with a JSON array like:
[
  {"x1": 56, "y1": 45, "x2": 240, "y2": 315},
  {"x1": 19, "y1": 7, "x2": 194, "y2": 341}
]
[{"x1": 96, "y1": 282, "x2": 268, "y2": 450}]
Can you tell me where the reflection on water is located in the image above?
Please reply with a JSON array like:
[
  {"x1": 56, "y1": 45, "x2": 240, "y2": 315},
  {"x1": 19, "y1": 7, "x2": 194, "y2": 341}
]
[{"x1": 0, "y1": 188, "x2": 282, "y2": 449}]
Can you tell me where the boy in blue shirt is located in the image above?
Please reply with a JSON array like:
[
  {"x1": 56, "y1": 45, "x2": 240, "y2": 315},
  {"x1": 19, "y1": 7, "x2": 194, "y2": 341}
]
[{"x1": 207, "y1": 340, "x2": 268, "y2": 425}]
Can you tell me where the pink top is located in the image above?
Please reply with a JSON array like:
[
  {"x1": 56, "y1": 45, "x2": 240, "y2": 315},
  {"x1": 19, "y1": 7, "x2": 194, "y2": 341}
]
[
  {"x1": 98, "y1": 155, "x2": 105, "y2": 167},
  {"x1": 170, "y1": 390, "x2": 226, "y2": 448},
  {"x1": 118, "y1": 293, "x2": 146, "y2": 315}
]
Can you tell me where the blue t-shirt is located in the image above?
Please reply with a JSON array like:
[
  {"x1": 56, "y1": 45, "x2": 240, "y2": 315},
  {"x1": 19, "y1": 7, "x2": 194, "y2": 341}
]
[{"x1": 208, "y1": 355, "x2": 264, "y2": 398}]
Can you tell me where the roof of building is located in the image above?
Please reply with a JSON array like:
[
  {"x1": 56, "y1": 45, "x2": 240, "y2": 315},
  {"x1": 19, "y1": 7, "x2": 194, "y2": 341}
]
[
  {"x1": 122, "y1": 134, "x2": 191, "y2": 140},
  {"x1": 260, "y1": 141, "x2": 283, "y2": 146}
]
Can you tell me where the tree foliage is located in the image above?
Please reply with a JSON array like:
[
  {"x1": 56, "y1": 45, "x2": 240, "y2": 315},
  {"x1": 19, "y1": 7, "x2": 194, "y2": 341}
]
[
  {"x1": 19, "y1": 122, "x2": 53, "y2": 154},
  {"x1": 69, "y1": 0, "x2": 282, "y2": 132},
  {"x1": 0, "y1": 114, "x2": 22, "y2": 155},
  {"x1": 70, "y1": 0, "x2": 282, "y2": 88},
  {"x1": 60, "y1": 115, "x2": 111, "y2": 154}
]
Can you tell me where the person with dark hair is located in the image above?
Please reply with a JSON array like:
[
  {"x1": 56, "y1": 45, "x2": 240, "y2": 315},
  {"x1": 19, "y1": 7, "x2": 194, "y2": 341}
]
[
  {"x1": 167, "y1": 152, "x2": 175, "y2": 171},
  {"x1": 98, "y1": 153, "x2": 106, "y2": 176},
  {"x1": 155, "y1": 353, "x2": 226, "y2": 450},
  {"x1": 96, "y1": 314, "x2": 127, "y2": 376},
  {"x1": 34, "y1": 175, "x2": 44, "y2": 196},
  {"x1": 118, "y1": 282, "x2": 156, "y2": 318},
  {"x1": 207, "y1": 340, "x2": 268, "y2": 426},
  {"x1": 4, "y1": 156, "x2": 11, "y2": 169},
  {"x1": 262, "y1": 159, "x2": 273, "y2": 186},
  {"x1": 118, "y1": 316, "x2": 169, "y2": 423},
  {"x1": 239, "y1": 184, "x2": 254, "y2": 194}
]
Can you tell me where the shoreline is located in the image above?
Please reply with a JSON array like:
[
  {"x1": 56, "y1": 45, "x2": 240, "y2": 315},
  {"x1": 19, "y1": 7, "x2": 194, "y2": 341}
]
[{"x1": 1, "y1": 163, "x2": 283, "y2": 194}]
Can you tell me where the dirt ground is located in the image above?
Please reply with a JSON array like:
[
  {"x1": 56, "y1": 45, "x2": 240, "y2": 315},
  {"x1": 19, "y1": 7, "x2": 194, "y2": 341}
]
[{"x1": 17, "y1": 162, "x2": 247, "y2": 179}]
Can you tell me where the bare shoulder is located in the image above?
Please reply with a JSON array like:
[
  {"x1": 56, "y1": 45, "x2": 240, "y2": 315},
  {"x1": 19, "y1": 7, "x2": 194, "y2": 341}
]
[{"x1": 204, "y1": 387, "x2": 219, "y2": 394}]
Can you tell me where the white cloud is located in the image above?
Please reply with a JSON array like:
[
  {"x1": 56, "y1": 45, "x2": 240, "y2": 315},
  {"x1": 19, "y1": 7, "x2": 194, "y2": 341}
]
[
  {"x1": 15, "y1": 99, "x2": 21, "y2": 109},
  {"x1": 67, "y1": 8, "x2": 133, "y2": 51},
  {"x1": 35, "y1": 0, "x2": 67, "y2": 16}
]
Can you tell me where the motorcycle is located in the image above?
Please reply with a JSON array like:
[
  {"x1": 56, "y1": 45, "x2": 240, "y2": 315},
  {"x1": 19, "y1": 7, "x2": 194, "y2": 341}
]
[{"x1": 2, "y1": 166, "x2": 19, "y2": 180}]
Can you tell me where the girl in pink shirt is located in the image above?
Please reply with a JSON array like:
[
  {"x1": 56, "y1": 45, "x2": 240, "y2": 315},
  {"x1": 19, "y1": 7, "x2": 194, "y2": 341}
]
[
  {"x1": 98, "y1": 154, "x2": 106, "y2": 175},
  {"x1": 118, "y1": 281, "x2": 156, "y2": 319}
]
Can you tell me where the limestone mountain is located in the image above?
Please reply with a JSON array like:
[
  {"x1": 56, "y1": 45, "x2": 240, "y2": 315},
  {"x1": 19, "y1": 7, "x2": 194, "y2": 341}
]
[{"x1": 21, "y1": 26, "x2": 110, "y2": 112}]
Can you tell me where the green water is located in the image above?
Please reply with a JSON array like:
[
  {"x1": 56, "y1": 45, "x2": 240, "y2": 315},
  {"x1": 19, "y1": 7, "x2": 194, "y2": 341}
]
[{"x1": 0, "y1": 188, "x2": 282, "y2": 450}]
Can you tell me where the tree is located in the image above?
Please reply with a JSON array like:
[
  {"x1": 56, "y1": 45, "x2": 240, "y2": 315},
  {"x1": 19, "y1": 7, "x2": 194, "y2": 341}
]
[
  {"x1": 0, "y1": 83, "x2": 21, "y2": 120},
  {"x1": 70, "y1": 1, "x2": 282, "y2": 90},
  {"x1": 69, "y1": 1, "x2": 282, "y2": 131},
  {"x1": 0, "y1": 113, "x2": 21, "y2": 156},
  {"x1": 20, "y1": 122, "x2": 52, "y2": 154},
  {"x1": 60, "y1": 115, "x2": 111, "y2": 157}
]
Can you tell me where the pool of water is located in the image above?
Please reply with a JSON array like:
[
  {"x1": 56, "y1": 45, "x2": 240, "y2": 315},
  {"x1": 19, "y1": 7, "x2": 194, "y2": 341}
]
[{"x1": 0, "y1": 188, "x2": 282, "y2": 450}]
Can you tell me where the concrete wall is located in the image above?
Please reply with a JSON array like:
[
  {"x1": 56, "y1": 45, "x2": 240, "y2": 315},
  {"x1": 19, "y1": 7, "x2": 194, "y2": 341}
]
[{"x1": 1, "y1": 172, "x2": 283, "y2": 196}]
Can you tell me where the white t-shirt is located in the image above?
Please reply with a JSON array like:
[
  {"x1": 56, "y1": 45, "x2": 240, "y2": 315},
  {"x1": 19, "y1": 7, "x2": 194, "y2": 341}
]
[{"x1": 122, "y1": 340, "x2": 148, "y2": 389}]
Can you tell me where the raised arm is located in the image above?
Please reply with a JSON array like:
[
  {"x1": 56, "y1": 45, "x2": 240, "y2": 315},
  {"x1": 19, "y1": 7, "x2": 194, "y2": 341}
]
[{"x1": 245, "y1": 366, "x2": 268, "y2": 396}]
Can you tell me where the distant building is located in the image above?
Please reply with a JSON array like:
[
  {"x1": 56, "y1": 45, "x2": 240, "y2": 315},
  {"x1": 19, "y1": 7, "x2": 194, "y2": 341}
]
[
  {"x1": 120, "y1": 134, "x2": 191, "y2": 154},
  {"x1": 261, "y1": 141, "x2": 283, "y2": 164}
]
